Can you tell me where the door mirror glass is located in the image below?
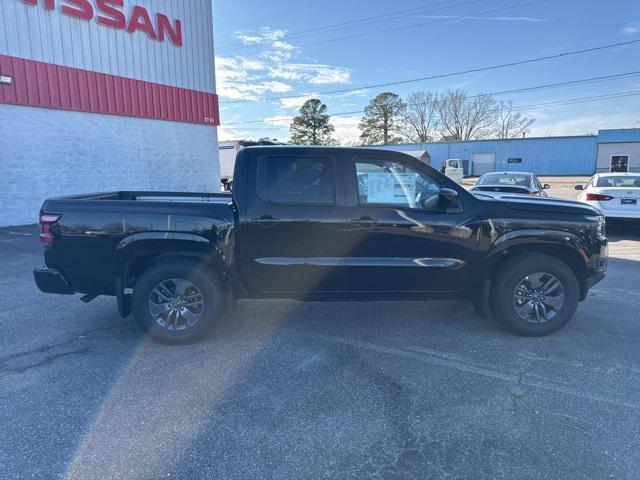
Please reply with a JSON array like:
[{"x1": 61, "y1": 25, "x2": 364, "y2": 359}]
[
  {"x1": 542, "y1": 183, "x2": 551, "y2": 189},
  {"x1": 574, "y1": 185, "x2": 584, "y2": 191}
]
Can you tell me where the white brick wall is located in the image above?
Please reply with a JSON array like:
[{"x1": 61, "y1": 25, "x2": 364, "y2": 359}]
[{"x1": 0, "y1": 104, "x2": 220, "y2": 226}]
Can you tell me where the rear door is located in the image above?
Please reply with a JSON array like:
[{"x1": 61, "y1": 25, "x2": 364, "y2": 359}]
[
  {"x1": 240, "y1": 150, "x2": 349, "y2": 295},
  {"x1": 342, "y1": 152, "x2": 478, "y2": 294}
]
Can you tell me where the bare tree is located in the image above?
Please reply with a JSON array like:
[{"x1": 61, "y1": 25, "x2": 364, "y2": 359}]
[
  {"x1": 401, "y1": 91, "x2": 439, "y2": 143},
  {"x1": 494, "y1": 101, "x2": 535, "y2": 139},
  {"x1": 437, "y1": 89, "x2": 497, "y2": 140}
]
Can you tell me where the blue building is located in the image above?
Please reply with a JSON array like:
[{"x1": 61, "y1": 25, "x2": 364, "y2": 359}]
[{"x1": 368, "y1": 128, "x2": 640, "y2": 176}]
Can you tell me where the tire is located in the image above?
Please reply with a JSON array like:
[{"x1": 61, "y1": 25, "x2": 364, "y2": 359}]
[
  {"x1": 490, "y1": 253, "x2": 579, "y2": 336},
  {"x1": 132, "y1": 258, "x2": 224, "y2": 344}
]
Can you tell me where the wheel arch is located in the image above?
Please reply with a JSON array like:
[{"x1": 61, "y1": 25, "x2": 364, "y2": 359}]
[
  {"x1": 114, "y1": 235, "x2": 233, "y2": 317},
  {"x1": 484, "y1": 236, "x2": 589, "y2": 302}
]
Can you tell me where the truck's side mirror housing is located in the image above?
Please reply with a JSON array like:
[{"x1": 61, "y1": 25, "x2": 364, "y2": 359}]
[
  {"x1": 574, "y1": 185, "x2": 584, "y2": 191},
  {"x1": 439, "y1": 188, "x2": 460, "y2": 211},
  {"x1": 543, "y1": 184, "x2": 551, "y2": 190}
]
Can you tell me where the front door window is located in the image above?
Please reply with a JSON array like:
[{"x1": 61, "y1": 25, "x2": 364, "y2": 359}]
[{"x1": 355, "y1": 160, "x2": 442, "y2": 211}]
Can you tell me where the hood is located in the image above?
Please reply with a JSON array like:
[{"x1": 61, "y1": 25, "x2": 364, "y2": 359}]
[{"x1": 493, "y1": 195, "x2": 600, "y2": 215}]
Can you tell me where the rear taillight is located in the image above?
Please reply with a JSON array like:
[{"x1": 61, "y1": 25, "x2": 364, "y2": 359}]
[
  {"x1": 586, "y1": 193, "x2": 613, "y2": 201},
  {"x1": 39, "y1": 214, "x2": 61, "y2": 245}
]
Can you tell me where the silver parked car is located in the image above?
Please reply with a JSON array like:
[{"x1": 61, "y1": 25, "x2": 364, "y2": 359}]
[{"x1": 470, "y1": 171, "x2": 550, "y2": 197}]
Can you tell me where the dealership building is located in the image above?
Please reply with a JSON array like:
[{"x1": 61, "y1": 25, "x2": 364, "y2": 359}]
[
  {"x1": 372, "y1": 128, "x2": 640, "y2": 177},
  {"x1": 0, "y1": 0, "x2": 220, "y2": 227}
]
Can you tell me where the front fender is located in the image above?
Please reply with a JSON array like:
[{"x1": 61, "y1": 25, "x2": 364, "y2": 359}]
[{"x1": 491, "y1": 229, "x2": 585, "y2": 256}]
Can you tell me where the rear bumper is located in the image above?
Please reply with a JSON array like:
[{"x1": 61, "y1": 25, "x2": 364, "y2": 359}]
[
  {"x1": 584, "y1": 201, "x2": 640, "y2": 219},
  {"x1": 34, "y1": 267, "x2": 75, "y2": 295}
]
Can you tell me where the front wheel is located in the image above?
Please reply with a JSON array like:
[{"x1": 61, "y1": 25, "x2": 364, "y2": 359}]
[
  {"x1": 490, "y1": 253, "x2": 580, "y2": 336},
  {"x1": 132, "y1": 259, "x2": 224, "y2": 344}
]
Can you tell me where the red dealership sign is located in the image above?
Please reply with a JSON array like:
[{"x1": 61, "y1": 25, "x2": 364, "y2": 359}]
[{"x1": 20, "y1": 0, "x2": 183, "y2": 47}]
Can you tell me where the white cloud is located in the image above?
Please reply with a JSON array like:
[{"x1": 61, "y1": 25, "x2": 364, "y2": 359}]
[
  {"x1": 277, "y1": 89, "x2": 367, "y2": 113},
  {"x1": 264, "y1": 115, "x2": 293, "y2": 128},
  {"x1": 622, "y1": 22, "x2": 640, "y2": 35},
  {"x1": 332, "y1": 115, "x2": 362, "y2": 145},
  {"x1": 216, "y1": 27, "x2": 352, "y2": 103},
  {"x1": 278, "y1": 95, "x2": 317, "y2": 111},
  {"x1": 234, "y1": 28, "x2": 292, "y2": 48},
  {"x1": 216, "y1": 56, "x2": 292, "y2": 101},
  {"x1": 268, "y1": 63, "x2": 351, "y2": 85}
]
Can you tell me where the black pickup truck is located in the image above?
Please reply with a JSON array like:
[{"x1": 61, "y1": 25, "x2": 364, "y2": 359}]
[{"x1": 34, "y1": 146, "x2": 608, "y2": 343}]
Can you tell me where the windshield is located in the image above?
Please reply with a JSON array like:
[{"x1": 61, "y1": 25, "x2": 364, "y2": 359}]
[
  {"x1": 596, "y1": 176, "x2": 640, "y2": 188},
  {"x1": 476, "y1": 174, "x2": 531, "y2": 187}
]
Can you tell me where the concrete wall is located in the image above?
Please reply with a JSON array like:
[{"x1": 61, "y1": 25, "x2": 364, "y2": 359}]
[{"x1": 0, "y1": 104, "x2": 219, "y2": 226}]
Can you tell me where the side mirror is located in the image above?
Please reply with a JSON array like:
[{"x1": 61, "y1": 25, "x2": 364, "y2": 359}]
[
  {"x1": 439, "y1": 188, "x2": 460, "y2": 210},
  {"x1": 574, "y1": 185, "x2": 584, "y2": 191},
  {"x1": 543, "y1": 184, "x2": 551, "y2": 190},
  {"x1": 440, "y1": 187, "x2": 459, "y2": 202}
]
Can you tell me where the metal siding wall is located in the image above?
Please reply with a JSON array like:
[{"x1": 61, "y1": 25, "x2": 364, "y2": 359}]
[
  {"x1": 442, "y1": 137, "x2": 597, "y2": 175},
  {"x1": 367, "y1": 137, "x2": 598, "y2": 175},
  {"x1": 597, "y1": 128, "x2": 640, "y2": 144},
  {"x1": 0, "y1": 53, "x2": 219, "y2": 125},
  {"x1": 0, "y1": 0, "x2": 215, "y2": 93}
]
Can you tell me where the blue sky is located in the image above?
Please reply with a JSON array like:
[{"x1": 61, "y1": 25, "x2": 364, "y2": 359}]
[{"x1": 212, "y1": 0, "x2": 640, "y2": 143}]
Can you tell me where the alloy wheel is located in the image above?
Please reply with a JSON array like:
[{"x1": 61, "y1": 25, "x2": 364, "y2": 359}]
[
  {"x1": 148, "y1": 278, "x2": 205, "y2": 331},
  {"x1": 512, "y1": 272, "x2": 565, "y2": 324}
]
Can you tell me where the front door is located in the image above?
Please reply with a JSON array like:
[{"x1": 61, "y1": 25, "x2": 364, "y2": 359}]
[
  {"x1": 241, "y1": 151, "x2": 349, "y2": 295},
  {"x1": 343, "y1": 153, "x2": 478, "y2": 294}
]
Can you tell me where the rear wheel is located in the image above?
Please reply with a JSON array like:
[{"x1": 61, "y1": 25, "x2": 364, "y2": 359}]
[
  {"x1": 132, "y1": 259, "x2": 224, "y2": 344},
  {"x1": 490, "y1": 253, "x2": 579, "y2": 336}
]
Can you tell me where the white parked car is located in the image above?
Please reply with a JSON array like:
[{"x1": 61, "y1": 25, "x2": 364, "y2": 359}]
[{"x1": 576, "y1": 173, "x2": 640, "y2": 220}]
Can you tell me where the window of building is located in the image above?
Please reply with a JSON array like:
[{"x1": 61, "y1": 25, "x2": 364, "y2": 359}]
[
  {"x1": 507, "y1": 158, "x2": 523, "y2": 164},
  {"x1": 610, "y1": 155, "x2": 629, "y2": 173}
]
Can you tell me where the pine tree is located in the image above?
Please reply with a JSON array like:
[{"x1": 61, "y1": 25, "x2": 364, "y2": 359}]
[
  {"x1": 289, "y1": 99, "x2": 335, "y2": 145},
  {"x1": 359, "y1": 92, "x2": 406, "y2": 145}
]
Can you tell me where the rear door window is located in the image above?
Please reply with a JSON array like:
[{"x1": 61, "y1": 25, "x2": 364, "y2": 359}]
[{"x1": 258, "y1": 156, "x2": 335, "y2": 205}]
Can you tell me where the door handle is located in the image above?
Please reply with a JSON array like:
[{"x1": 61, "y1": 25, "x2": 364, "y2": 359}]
[
  {"x1": 252, "y1": 215, "x2": 280, "y2": 228},
  {"x1": 348, "y1": 216, "x2": 375, "y2": 228}
]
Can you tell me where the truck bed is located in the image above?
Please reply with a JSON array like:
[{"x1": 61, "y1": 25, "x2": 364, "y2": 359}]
[{"x1": 39, "y1": 191, "x2": 236, "y2": 295}]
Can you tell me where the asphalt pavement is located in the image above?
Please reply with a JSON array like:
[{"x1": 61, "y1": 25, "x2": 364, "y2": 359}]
[{"x1": 1, "y1": 184, "x2": 640, "y2": 479}]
